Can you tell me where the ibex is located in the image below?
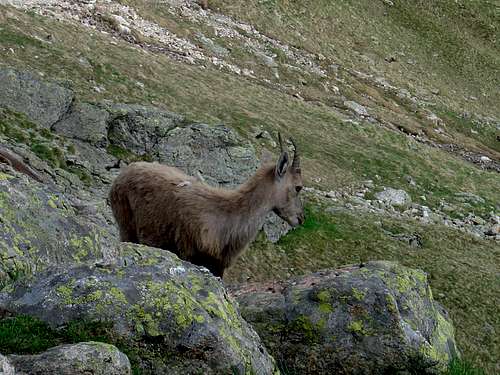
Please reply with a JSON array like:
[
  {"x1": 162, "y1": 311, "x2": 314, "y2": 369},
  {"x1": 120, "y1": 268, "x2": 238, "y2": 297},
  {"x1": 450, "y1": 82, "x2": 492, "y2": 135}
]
[{"x1": 109, "y1": 135, "x2": 304, "y2": 277}]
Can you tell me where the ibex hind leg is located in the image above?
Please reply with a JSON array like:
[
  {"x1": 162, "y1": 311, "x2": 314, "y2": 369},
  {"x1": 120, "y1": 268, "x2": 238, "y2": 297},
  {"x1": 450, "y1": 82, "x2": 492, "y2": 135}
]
[
  {"x1": 119, "y1": 226, "x2": 138, "y2": 243},
  {"x1": 111, "y1": 193, "x2": 139, "y2": 243},
  {"x1": 191, "y1": 253, "x2": 225, "y2": 278}
]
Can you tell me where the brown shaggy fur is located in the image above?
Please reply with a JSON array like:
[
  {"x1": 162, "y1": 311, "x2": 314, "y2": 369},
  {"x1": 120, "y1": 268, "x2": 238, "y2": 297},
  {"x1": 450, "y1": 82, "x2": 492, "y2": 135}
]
[{"x1": 109, "y1": 157, "x2": 304, "y2": 277}]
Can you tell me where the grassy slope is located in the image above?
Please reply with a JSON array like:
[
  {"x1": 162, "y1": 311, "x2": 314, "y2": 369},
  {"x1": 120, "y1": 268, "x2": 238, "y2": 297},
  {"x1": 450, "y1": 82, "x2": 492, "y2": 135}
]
[
  {"x1": 207, "y1": 0, "x2": 500, "y2": 153},
  {"x1": 0, "y1": 2, "x2": 499, "y2": 373}
]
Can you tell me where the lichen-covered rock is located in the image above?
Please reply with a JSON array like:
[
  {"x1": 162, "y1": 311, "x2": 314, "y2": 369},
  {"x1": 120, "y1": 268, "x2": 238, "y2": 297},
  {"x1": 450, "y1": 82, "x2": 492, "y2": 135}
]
[
  {"x1": 7, "y1": 342, "x2": 131, "y2": 375},
  {"x1": 0, "y1": 243, "x2": 278, "y2": 375},
  {"x1": 232, "y1": 261, "x2": 458, "y2": 375},
  {"x1": 0, "y1": 68, "x2": 73, "y2": 129},
  {"x1": 0, "y1": 168, "x2": 117, "y2": 288},
  {"x1": 0, "y1": 354, "x2": 15, "y2": 375}
]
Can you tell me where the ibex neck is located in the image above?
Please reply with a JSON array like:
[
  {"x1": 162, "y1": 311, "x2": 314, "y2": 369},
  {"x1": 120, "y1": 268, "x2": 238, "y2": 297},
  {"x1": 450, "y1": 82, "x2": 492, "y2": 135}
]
[
  {"x1": 215, "y1": 166, "x2": 275, "y2": 257},
  {"x1": 235, "y1": 165, "x2": 275, "y2": 216}
]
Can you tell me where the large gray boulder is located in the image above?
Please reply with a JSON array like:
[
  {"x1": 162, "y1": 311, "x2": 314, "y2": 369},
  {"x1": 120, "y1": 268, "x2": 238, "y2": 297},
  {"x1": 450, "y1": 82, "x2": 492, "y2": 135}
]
[
  {"x1": 0, "y1": 68, "x2": 73, "y2": 129},
  {"x1": 232, "y1": 261, "x2": 458, "y2": 375},
  {"x1": 0, "y1": 243, "x2": 278, "y2": 375},
  {"x1": 6, "y1": 342, "x2": 131, "y2": 375}
]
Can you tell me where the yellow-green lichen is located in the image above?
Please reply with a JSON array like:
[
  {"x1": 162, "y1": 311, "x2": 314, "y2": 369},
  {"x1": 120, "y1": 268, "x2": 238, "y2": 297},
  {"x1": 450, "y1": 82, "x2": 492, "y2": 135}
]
[
  {"x1": 352, "y1": 287, "x2": 366, "y2": 301},
  {"x1": 203, "y1": 291, "x2": 241, "y2": 329},
  {"x1": 80, "y1": 290, "x2": 104, "y2": 304},
  {"x1": 414, "y1": 270, "x2": 427, "y2": 284},
  {"x1": 376, "y1": 265, "x2": 421, "y2": 295},
  {"x1": 136, "y1": 280, "x2": 208, "y2": 331},
  {"x1": 317, "y1": 290, "x2": 330, "y2": 302},
  {"x1": 12, "y1": 234, "x2": 32, "y2": 257},
  {"x1": 0, "y1": 173, "x2": 14, "y2": 181},
  {"x1": 109, "y1": 287, "x2": 128, "y2": 304},
  {"x1": 424, "y1": 310, "x2": 456, "y2": 369},
  {"x1": 289, "y1": 315, "x2": 320, "y2": 343},
  {"x1": 69, "y1": 234, "x2": 98, "y2": 263},
  {"x1": 138, "y1": 255, "x2": 160, "y2": 266},
  {"x1": 348, "y1": 320, "x2": 368, "y2": 335},
  {"x1": 385, "y1": 294, "x2": 399, "y2": 314},
  {"x1": 127, "y1": 305, "x2": 161, "y2": 336},
  {"x1": 395, "y1": 275, "x2": 413, "y2": 294},
  {"x1": 420, "y1": 342, "x2": 442, "y2": 366},
  {"x1": 316, "y1": 290, "x2": 333, "y2": 314},
  {"x1": 56, "y1": 279, "x2": 76, "y2": 305},
  {"x1": 47, "y1": 198, "x2": 57, "y2": 209}
]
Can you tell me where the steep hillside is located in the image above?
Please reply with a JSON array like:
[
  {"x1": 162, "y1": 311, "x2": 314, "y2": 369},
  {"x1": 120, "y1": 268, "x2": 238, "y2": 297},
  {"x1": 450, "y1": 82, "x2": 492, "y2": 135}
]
[{"x1": 0, "y1": 0, "x2": 499, "y2": 373}]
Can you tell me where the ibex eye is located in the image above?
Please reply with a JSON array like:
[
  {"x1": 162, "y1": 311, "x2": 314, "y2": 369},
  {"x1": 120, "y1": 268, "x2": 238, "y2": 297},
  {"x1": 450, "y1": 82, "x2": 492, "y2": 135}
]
[{"x1": 295, "y1": 186, "x2": 303, "y2": 193}]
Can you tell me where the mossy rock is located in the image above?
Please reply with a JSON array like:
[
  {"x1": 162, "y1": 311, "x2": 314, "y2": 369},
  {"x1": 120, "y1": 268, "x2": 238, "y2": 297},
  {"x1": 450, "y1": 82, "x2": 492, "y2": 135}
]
[
  {"x1": 233, "y1": 261, "x2": 458, "y2": 374},
  {"x1": 6, "y1": 342, "x2": 131, "y2": 375},
  {"x1": 0, "y1": 243, "x2": 278, "y2": 375},
  {"x1": 0, "y1": 168, "x2": 116, "y2": 289}
]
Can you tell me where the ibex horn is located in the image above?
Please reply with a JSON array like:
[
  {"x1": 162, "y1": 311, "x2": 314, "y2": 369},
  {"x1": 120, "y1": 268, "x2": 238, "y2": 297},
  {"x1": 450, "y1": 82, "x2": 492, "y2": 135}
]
[
  {"x1": 278, "y1": 132, "x2": 285, "y2": 153},
  {"x1": 290, "y1": 138, "x2": 300, "y2": 171}
]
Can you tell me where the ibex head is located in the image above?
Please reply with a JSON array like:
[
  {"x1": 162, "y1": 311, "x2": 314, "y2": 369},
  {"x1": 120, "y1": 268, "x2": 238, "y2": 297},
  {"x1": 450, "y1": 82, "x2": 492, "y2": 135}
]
[{"x1": 271, "y1": 133, "x2": 305, "y2": 227}]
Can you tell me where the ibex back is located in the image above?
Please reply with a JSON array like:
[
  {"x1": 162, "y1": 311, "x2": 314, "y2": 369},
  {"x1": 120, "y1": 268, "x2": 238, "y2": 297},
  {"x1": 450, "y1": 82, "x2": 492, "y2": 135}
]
[{"x1": 109, "y1": 135, "x2": 304, "y2": 277}]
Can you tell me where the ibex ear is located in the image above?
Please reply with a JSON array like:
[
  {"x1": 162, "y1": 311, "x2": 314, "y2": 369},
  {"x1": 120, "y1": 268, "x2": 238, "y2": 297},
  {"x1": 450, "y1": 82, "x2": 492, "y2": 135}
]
[{"x1": 275, "y1": 152, "x2": 289, "y2": 178}]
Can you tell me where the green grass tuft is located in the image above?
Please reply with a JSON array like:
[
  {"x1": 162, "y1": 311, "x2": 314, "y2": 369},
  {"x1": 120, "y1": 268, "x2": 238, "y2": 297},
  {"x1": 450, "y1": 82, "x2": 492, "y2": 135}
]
[
  {"x1": 0, "y1": 314, "x2": 142, "y2": 374},
  {"x1": 0, "y1": 315, "x2": 59, "y2": 354},
  {"x1": 446, "y1": 358, "x2": 486, "y2": 375}
]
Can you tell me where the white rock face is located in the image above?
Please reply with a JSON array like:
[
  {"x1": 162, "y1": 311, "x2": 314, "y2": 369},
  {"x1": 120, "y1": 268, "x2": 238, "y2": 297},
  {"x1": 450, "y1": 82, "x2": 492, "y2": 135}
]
[
  {"x1": 0, "y1": 354, "x2": 16, "y2": 375},
  {"x1": 375, "y1": 188, "x2": 412, "y2": 207},
  {"x1": 344, "y1": 101, "x2": 369, "y2": 116}
]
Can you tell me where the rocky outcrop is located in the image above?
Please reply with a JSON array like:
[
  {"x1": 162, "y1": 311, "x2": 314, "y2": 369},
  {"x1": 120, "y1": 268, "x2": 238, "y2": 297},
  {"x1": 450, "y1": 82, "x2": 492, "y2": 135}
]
[
  {"x1": 104, "y1": 102, "x2": 185, "y2": 160},
  {"x1": 0, "y1": 243, "x2": 278, "y2": 375},
  {"x1": 6, "y1": 342, "x2": 131, "y2": 375},
  {"x1": 232, "y1": 261, "x2": 458, "y2": 375},
  {"x1": 0, "y1": 66, "x2": 290, "y2": 242},
  {"x1": 0, "y1": 68, "x2": 73, "y2": 129},
  {"x1": 53, "y1": 102, "x2": 110, "y2": 147}
]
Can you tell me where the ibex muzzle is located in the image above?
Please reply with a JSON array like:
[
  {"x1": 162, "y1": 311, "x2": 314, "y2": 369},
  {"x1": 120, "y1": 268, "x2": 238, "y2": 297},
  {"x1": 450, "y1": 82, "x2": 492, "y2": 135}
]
[{"x1": 272, "y1": 134, "x2": 304, "y2": 227}]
